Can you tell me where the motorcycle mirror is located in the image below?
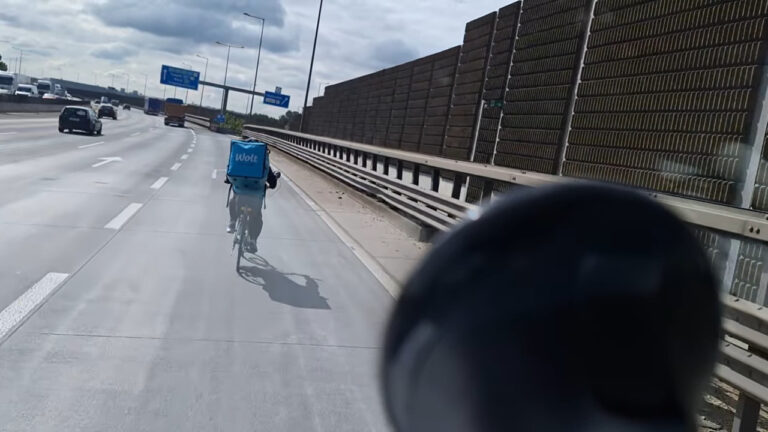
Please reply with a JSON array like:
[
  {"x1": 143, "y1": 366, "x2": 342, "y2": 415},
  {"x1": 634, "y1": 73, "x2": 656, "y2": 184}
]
[{"x1": 382, "y1": 183, "x2": 720, "y2": 432}]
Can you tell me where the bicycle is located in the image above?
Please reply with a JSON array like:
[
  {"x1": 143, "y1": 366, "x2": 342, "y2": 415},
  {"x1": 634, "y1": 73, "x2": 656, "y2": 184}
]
[
  {"x1": 230, "y1": 172, "x2": 281, "y2": 272},
  {"x1": 232, "y1": 203, "x2": 256, "y2": 272}
]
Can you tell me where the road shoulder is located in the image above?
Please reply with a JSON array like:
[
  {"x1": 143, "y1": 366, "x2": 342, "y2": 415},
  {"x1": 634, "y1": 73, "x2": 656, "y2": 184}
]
[{"x1": 270, "y1": 149, "x2": 428, "y2": 296}]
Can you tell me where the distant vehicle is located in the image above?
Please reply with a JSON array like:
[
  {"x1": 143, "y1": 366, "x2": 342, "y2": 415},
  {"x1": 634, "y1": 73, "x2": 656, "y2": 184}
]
[
  {"x1": 59, "y1": 106, "x2": 102, "y2": 135},
  {"x1": 42, "y1": 93, "x2": 59, "y2": 100},
  {"x1": 0, "y1": 73, "x2": 15, "y2": 94},
  {"x1": 14, "y1": 84, "x2": 39, "y2": 97},
  {"x1": 13, "y1": 73, "x2": 32, "y2": 86},
  {"x1": 110, "y1": 99, "x2": 119, "y2": 107},
  {"x1": 123, "y1": 104, "x2": 131, "y2": 110},
  {"x1": 164, "y1": 99, "x2": 186, "y2": 127},
  {"x1": 100, "y1": 96, "x2": 110, "y2": 104},
  {"x1": 98, "y1": 104, "x2": 117, "y2": 120},
  {"x1": 144, "y1": 97, "x2": 164, "y2": 115},
  {"x1": 36, "y1": 80, "x2": 52, "y2": 96}
]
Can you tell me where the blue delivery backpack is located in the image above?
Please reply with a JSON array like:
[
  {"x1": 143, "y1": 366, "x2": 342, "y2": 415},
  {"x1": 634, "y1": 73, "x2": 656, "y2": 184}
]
[{"x1": 227, "y1": 140, "x2": 270, "y2": 197}]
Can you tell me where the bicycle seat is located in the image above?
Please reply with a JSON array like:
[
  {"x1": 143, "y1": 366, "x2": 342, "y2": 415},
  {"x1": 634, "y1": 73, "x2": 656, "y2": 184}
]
[{"x1": 382, "y1": 183, "x2": 720, "y2": 432}]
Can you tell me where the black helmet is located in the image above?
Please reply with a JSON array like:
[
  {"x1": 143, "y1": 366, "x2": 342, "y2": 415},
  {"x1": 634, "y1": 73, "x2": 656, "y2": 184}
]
[{"x1": 382, "y1": 184, "x2": 720, "y2": 432}]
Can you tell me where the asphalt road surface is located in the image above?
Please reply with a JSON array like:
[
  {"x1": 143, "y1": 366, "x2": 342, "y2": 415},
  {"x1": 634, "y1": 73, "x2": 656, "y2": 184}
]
[{"x1": 0, "y1": 110, "x2": 393, "y2": 431}]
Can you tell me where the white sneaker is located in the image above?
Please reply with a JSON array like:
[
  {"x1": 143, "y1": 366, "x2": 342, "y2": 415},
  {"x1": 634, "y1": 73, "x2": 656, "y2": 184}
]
[{"x1": 226, "y1": 222, "x2": 235, "y2": 233}]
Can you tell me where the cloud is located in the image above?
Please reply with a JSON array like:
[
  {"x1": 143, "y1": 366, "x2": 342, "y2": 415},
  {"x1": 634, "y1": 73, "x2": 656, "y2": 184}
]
[
  {"x1": 90, "y1": 44, "x2": 139, "y2": 61},
  {"x1": 0, "y1": 12, "x2": 20, "y2": 25},
  {"x1": 92, "y1": 0, "x2": 296, "y2": 54},
  {"x1": 367, "y1": 39, "x2": 419, "y2": 69}
]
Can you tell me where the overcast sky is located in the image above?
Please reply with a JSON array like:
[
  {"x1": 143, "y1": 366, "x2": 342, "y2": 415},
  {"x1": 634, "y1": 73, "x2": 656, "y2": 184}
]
[{"x1": 0, "y1": 0, "x2": 513, "y2": 117}]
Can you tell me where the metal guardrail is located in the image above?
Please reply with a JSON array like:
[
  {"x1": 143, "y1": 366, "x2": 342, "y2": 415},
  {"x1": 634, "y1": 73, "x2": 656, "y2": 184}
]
[
  {"x1": 243, "y1": 128, "x2": 474, "y2": 231},
  {"x1": 243, "y1": 124, "x2": 768, "y2": 431},
  {"x1": 186, "y1": 114, "x2": 210, "y2": 128}
]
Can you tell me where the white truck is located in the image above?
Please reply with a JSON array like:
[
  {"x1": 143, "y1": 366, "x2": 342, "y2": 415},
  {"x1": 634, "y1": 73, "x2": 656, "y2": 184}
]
[
  {"x1": 0, "y1": 72, "x2": 14, "y2": 94},
  {"x1": 36, "y1": 79, "x2": 52, "y2": 96}
]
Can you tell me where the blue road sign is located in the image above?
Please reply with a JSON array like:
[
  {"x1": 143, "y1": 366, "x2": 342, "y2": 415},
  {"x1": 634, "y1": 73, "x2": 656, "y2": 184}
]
[
  {"x1": 213, "y1": 114, "x2": 226, "y2": 124},
  {"x1": 263, "y1": 91, "x2": 290, "y2": 108},
  {"x1": 160, "y1": 65, "x2": 200, "y2": 91}
]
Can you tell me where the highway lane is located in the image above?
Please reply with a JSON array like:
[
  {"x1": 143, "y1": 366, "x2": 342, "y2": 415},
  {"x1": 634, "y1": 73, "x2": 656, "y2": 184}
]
[{"x1": 0, "y1": 117, "x2": 392, "y2": 430}]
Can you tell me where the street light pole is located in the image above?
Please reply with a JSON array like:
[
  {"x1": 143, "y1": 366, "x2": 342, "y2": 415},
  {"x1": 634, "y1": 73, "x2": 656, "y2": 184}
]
[
  {"x1": 215, "y1": 41, "x2": 244, "y2": 113},
  {"x1": 300, "y1": 0, "x2": 323, "y2": 132},
  {"x1": 12, "y1": 46, "x2": 23, "y2": 75},
  {"x1": 182, "y1": 62, "x2": 193, "y2": 103},
  {"x1": 196, "y1": 54, "x2": 209, "y2": 107},
  {"x1": 141, "y1": 73, "x2": 148, "y2": 96},
  {"x1": 243, "y1": 12, "x2": 265, "y2": 117}
]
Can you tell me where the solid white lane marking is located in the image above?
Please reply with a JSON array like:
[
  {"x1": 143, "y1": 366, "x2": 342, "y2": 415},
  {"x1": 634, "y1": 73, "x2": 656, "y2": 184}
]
[
  {"x1": 171, "y1": 162, "x2": 182, "y2": 171},
  {"x1": 0, "y1": 272, "x2": 70, "y2": 342},
  {"x1": 275, "y1": 163, "x2": 400, "y2": 297},
  {"x1": 150, "y1": 177, "x2": 169, "y2": 190},
  {"x1": 191, "y1": 144, "x2": 195, "y2": 148},
  {"x1": 0, "y1": 132, "x2": 18, "y2": 135},
  {"x1": 130, "y1": 132, "x2": 141, "y2": 137},
  {"x1": 187, "y1": 148, "x2": 193, "y2": 153},
  {"x1": 105, "y1": 203, "x2": 143, "y2": 230},
  {"x1": 211, "y1": 169, "x2": 217, "y2": 179},
  {"x1": 92, "y1": 157, "x2": 122, "y2": 168},
  {"x1": 180, "y1": 154, "x2": 189, "y2": 160},
  {"x1": 78, "y1": 141, "x2": 105, "y2": 149}
]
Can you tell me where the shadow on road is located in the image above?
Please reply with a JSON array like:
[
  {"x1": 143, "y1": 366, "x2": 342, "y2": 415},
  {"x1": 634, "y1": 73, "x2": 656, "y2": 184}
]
[{"x1": 238, "y1": 254, "x2": 330, "y2": 310}]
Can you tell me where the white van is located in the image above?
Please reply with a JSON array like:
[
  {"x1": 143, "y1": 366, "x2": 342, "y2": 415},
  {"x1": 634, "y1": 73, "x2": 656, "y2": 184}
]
[
  {"x1": 0, "y1": 73, "x2": 15, "y2": 94},
  {"x1": 15, "y1": 84, "x2": 39, "y2": 97}
]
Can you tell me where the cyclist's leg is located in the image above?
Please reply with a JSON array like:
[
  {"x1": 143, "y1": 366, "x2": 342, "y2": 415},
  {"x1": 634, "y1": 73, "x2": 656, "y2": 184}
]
[{"x1": 227, "y1": 194, "x2": 239, "y2": 232}]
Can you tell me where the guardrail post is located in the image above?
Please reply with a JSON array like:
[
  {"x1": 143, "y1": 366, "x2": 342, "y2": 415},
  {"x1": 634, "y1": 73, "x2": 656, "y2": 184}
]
[
  {"x1": 482, "y1": 180, "x2": 494, "y2": 201},
  {"x1": 431, "y1": 169, "x2": 440, "y2": 192},
  {"x1": 383, "y1": 158, "x2": 390, "y2": 176},
  {"x1": 397, "y1": 160, "x2": 404, "y2": 180},
  {"x1": 346, "y1": 149, "x2": 351, "y2": 162},
  {"x1": 452, "y1": 174, "x2": 465, "y2": 199},
  {"x1": 362, "y1": 153, "x2": 368, "y2": 168},
  {"x1": 413, "y1": 164, "x2": 421, "y2": 186},
  {"x1": 372, "y1": 155, "x2": 378, "y2": 171},
  {"x1": 732, "y1": 394, "x2": 760, "y2": 432},
  {"x1": 354, "y1": 150, "x2": 359, "y2": 165}
]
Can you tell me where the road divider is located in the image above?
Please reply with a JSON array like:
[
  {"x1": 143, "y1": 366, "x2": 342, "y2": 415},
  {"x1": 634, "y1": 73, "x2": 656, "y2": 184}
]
[
  {"x1": 150, "y1": 177, "x2": 169, "y2": 190},
  {"x1": 78, "y1": 141, "x2": 105, "y2": 149},
  {"x1": 105, "y1": 203, "x2": 143, "y2": 230},
  {"x1": 0, "y1": 272, "x2": 70, "y2": 343},
  {"x1": 171, "y1": 162, "x2": 182, "y2": 171}
]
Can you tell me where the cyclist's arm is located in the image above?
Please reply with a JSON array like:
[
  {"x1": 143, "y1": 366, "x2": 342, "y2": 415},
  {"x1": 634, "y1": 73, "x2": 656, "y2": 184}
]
[{"x1": 266, "y1": 168, "x2": 278, "y2": 189}]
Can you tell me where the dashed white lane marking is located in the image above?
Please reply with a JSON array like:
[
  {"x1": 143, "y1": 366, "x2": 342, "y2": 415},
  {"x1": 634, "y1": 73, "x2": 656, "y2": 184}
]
[
  {"x1": 211, "y1": 169, "x2": 218, "y2": 179},
  {"x1": 0, "y1": 132, "x2": 18, "y2": 135},
  {"x1": 130, "y1": 132, "x2": 141, "y2": 137},
  {"x1": 180, "y1": 154, "x2": 189, "y2": 160},
  {"x1": 171, "y1": 162, "x2": 182, "y2": 171},
  {"x1": 105, "y1": 203, "x2": 143, "y2": 230},
  {"x1": 78, "y1": 141, "x2": 105, "y2": 149},
  {"x1": 150, "y1": 177, "x2": 169, "y2": 190},
  {"x1": 0, "y1": 273, "x2": 70, "y2": 343},
  {"x1": 187, "y1": 148, "x2": 193, "y2": 153},
  {"x1": 191, "y1": 144, "x2": 196, "y2": 148}
]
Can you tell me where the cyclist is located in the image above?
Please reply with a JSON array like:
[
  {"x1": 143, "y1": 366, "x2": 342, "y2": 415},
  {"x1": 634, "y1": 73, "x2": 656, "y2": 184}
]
[{"x1": 225, "y1": 164, "x2": 279, "y2": 252}]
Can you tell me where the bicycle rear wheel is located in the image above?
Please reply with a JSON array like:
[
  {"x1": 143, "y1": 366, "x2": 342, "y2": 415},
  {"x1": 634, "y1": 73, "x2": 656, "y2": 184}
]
[{"x1": 235, "y1": 216, "x2": 247, "y2": 272}]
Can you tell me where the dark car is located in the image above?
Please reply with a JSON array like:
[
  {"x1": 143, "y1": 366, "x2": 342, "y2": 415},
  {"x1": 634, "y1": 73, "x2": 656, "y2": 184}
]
[
  {"x1": 98, "y1": 105, "x2": 117, "y2": 120},
  {"x1": 123, "y1": 104, "x2": 131, "y2": 110},
  {"x1": 59, "y1": 106, "x2": 102, "y2": 135}
]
